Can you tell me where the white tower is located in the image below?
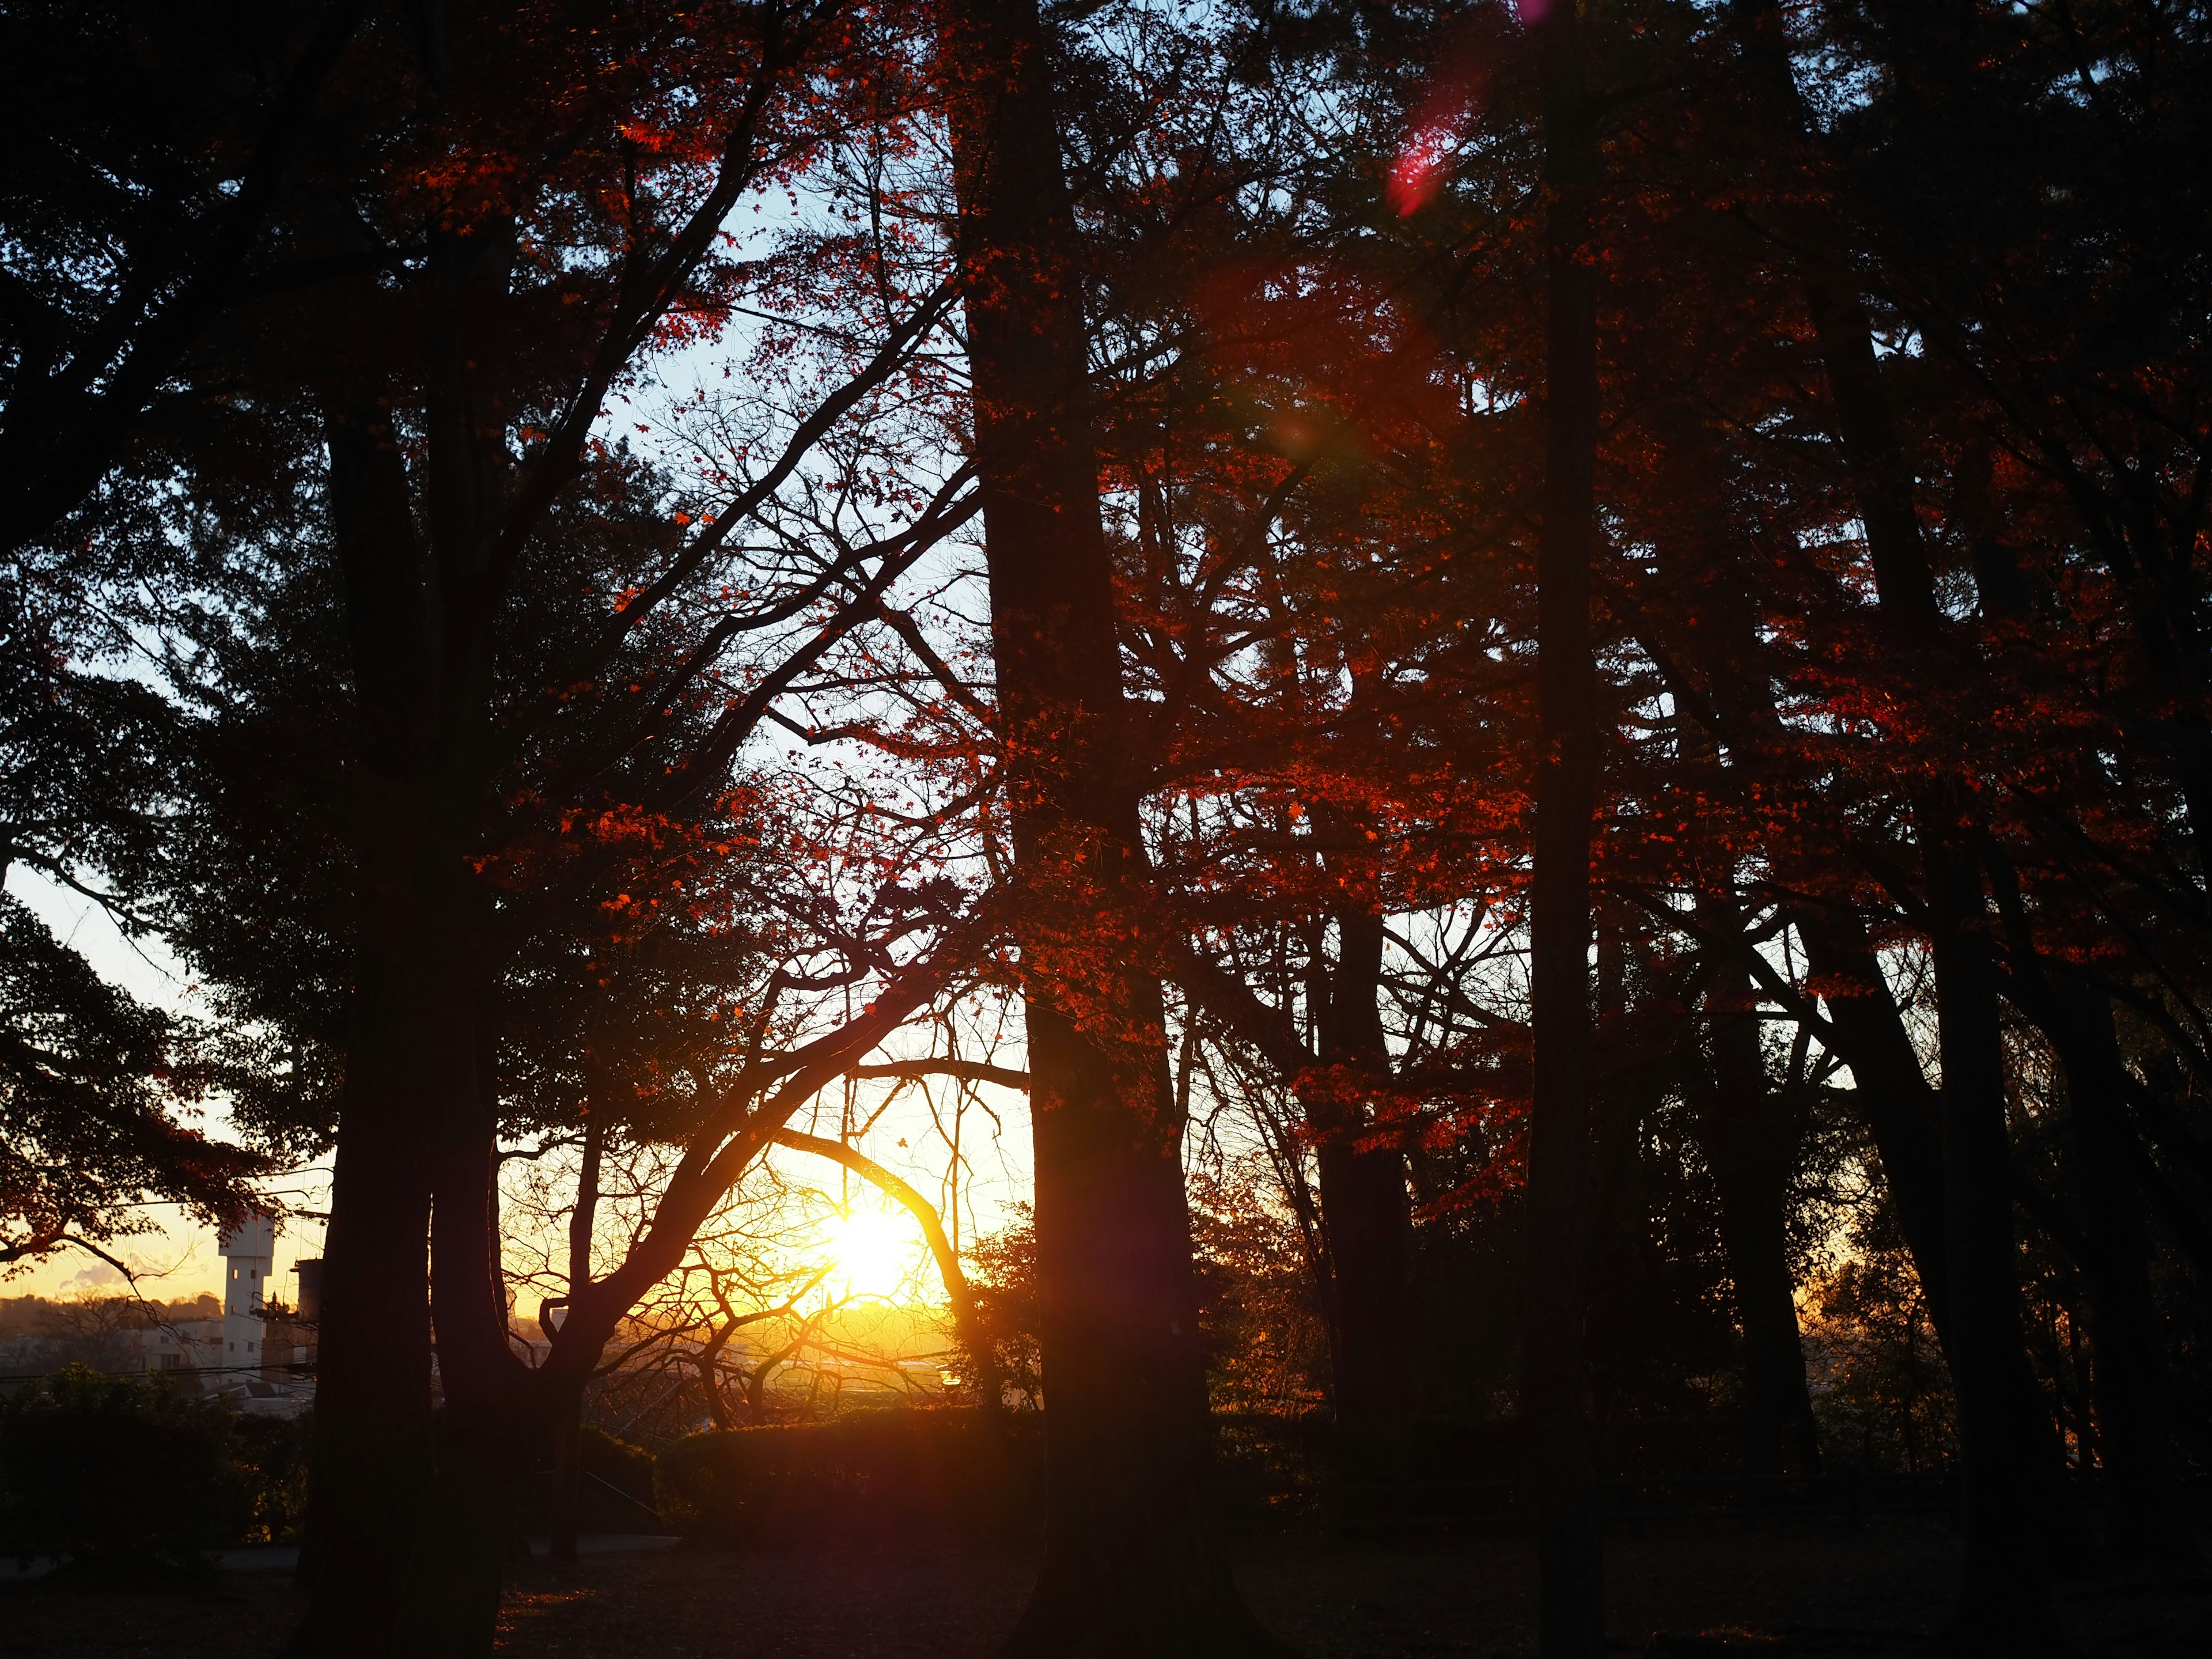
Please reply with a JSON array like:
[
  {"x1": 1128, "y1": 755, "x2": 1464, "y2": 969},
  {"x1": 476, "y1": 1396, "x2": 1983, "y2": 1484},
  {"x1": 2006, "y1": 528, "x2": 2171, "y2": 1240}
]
[{"x1": 218, "y1": 1212, "x2": 277, "y2": 1377}]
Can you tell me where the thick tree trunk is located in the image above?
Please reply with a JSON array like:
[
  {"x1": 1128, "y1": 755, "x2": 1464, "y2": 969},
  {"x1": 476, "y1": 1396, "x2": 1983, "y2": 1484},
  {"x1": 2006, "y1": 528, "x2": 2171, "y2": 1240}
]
[
  {"x1": 1805, "y1": 260, "x2": 2075, "y2": 1654},
  {"x1": 294, "y1": 908, "x2": 521, "y2": 1659},
  {"x1": 1918, "y1": 839, "x2": 2077, "y2": 1649},
  {"x1": 548, "y1": 1404, "x2": 584, "y2": 1560},
  {"x1": 1798, "y1": 234, "x2": 2078, "y2": 1650},
  {"x1": 1967, "y1": 404, "x2": 2200, "y2": 1570},
  {"x1": 384, "y1": 199, "x2": 543, "y2": 1657},
  {"x1": 1727, "y1": 5, "x2": 2083, "y2": 1626},
  {"x1": 1643, "y1": 407, "x2": 1957, "y2": 1373},
  {"x1": 2010, "y1": 986, "x2": 2200, "y2": 1566},
  {"x1": 1694, "y1": 891, "x2": 1819, "y2": 1479},
  {"x1": 304, "y1": 896, "x2": 523, "y2": 1659},
  {"x1": 289, "y1": 403, "x2": 440, "y2": 1659},
  {"x1": 1315, "y1": 906, "x2": 1417, "y2": 1481},
  {"x1": 2065, "y1": 1004, "x2": 2199, "y2": 1565},
  {"x1": 403, "y1": 970, "x2": 534, "y2": 1658},
  {"x1": 1524, "y1": 5, "x2": 1606, "y2": 1656},
  {"x1": 298, "y1": 207, "x2": 532, "y2": 1651},
  {"x1": 1791, "y1": 913, "x2": 1959, "y2": 1357},
  {"x1": 940, "y1": 4, "x2": 1282, "y2": 1653},
  {"x1": 287, "y1": 955, "x2": 435, "y2": 1659}
]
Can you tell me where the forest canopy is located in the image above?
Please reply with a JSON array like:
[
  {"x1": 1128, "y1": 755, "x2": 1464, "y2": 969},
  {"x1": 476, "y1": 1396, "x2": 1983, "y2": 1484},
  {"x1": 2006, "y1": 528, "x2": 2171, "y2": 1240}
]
[{"x1": 1, "y1": 3, "x2": 2207, "y2": 1657}]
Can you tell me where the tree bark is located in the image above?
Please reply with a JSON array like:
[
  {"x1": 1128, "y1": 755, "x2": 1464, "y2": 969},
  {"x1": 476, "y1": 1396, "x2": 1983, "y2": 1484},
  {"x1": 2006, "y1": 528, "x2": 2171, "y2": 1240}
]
[
  {"x1": 549, "y1": 1114, "x2": 603, "y2": 1563},
  {"x1": 1790, "y1": 913, "x2": 1958, "y2": 1359},
  {"x1": 1523, "y1": 5, "x2": 1607, "y2": 1655},
  {"x1": 1642, "y1": 403, "x2": 1959, "y2": 1374},
  {"x1": 286, "y1": 951, "x2": 435, "y2": 1658},
  {"x1": 1808, "y1": 256, "x2": 2075, "y2": 1657},
  {"x1": 1800, "y1": 181, "x2": 2077, "y2": 1659},
  {"x1": 1966, "y1": 385, "x2": 2200, "y2": 1571},
  {"x1": 939, "y1": 3, "x2": 1283, "y2": 1652},
  {"x1": 1918, "y1": 838, "x2": 2078, "y2": 1647},
  {"x1": 2059, "y1": 999, "x2": 2200, "y2": 1565},
  {"x1": 1693, "y1": 888, "x2": 1820, "y2": 1479},
  {"x1": 1725, "y1": 12, "x2": 2082, "y2": 1641},
  {"x1": 404, "y1": 970, "x2": 532, "y2": 1659},
  {"x1": 395, "y1": 205, "x2": 544, "y2": 1655},
  {"x1": 548, "y1": 1404, "x2": 584, "y2": 1558},
  {"x1": 296, "y1": 210, "x2": 535, "y2": 1653},
  {"x1": 1993, "y1": 964, "x2": 2201, "y2": 1567},
  {"x1": 288, "y1": 403, "x2": 440, "y2": 1659},
  {"x1": 1314, "y1": 902, "x2": 1417, "y2": 1481}
]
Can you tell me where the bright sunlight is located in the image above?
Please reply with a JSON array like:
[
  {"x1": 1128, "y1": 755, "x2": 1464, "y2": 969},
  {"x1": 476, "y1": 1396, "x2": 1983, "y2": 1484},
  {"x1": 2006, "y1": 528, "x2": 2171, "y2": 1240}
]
[{"x1": 824, "y1": 1205, "x2": 919, "y2": 1300}]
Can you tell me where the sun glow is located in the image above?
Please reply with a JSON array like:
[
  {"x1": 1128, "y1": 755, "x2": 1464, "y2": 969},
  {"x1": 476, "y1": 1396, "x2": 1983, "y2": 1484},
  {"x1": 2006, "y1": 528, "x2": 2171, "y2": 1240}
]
[{"x1": 825, "y1": 1205, "x2": 918, "y2": 1300}]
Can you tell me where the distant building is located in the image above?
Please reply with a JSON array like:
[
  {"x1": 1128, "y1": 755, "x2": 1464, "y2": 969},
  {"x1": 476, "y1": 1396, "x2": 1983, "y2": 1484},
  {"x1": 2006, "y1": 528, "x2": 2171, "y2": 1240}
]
[
  {"x1": 0, "y1": 1293, "x2": 222, "y2": 1384},
  {"x1": 145, "y1": 1306, "x2": 225, "y2": 1374},
  {"x1": 212, "y1": 1211, "x2": 312, "y2": 1412},
  {"x1": 218, "y1": 1211, "x2": 276, "y2": 1373},
  {"x1": 0, "y1": 1211, "x2": 312, "y2": 1414}
]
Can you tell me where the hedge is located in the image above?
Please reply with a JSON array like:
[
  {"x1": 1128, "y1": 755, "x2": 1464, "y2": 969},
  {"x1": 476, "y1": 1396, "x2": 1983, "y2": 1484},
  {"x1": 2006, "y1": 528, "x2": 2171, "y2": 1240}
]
[
  {"x1": 651, "y1": 1409, "x2": 1385, "y2": 1544},
  {"x1": 656, "y1": 1409, "x2": 1045, "y2": 1545},
  {"x1": 0, "y1": 1363, "x2": 305, "y2": 1573}
]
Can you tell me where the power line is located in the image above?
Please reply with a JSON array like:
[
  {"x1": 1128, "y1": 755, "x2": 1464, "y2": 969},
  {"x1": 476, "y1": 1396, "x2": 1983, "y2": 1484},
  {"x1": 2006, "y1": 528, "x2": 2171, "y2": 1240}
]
[{"x1": 0, "y1": 1361, "x2": 315, "y2": 1384}]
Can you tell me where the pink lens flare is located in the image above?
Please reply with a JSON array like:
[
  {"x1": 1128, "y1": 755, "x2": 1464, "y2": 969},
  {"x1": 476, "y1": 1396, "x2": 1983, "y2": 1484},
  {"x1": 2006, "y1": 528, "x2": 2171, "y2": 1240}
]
[
  {"x1": 1387, "y1": 25, "x2": 1494, "y2": 217},
  {"x1": 1389, "y1": 120, "x2": 1458, "y2": 217}
]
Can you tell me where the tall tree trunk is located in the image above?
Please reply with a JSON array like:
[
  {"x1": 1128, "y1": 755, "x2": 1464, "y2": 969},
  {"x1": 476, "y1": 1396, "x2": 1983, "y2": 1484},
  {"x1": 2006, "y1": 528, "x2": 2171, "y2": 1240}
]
[
  {"x1": 2062, "y1": 1002, "x2": 2199, "y2": 1565},
  {"x1": 1993, "y1": 962, "x2": 2201, "y2": 1567},
  {"x1": 289, "y1": 403, "x2": 440, "y2": 1659},
  {"x1": 1314, "y1": 904, "x2": 1416, "y2": 1482},
  {"x1": 404, "y1": 968, "x2": 533, "y2": 1659},
  {"x1": 300, "y1": 204, "x2": 533, "y2": 1656},
  {"x1": 287, "y1": 953, "x2": 435, "y2": 1659},
  {"x1": 364, "y1": 203, "x2": 537, "y2": 1658},
  {"x1": 1693, "y1": 889, "x2": 1820, "y2": 1478},
  {"x1": 549, "y1": 1114, "x2": 603, "y2": 1563},
  {"x1": 1799, "y1": 176, "x2": 2077, "y2": 1659},
  {"x1": 2061, "y1": 1001, "x2": 2199, "y2": 1565},
  {"x1": 939, "y1": 4, "x2": 1283, "y2": 1653},
  {"x1": 1917, "y1": 839, "x2": 2077, "y2": 1647},
  {"x1": 306, "y1": 881, "x2": 521, "y2": 1659},
  {"x1": 1643, "y1": 406, "x2": 1957, "y2": 1372},
  {"x1": 1523, "y1": 5, "x2": 1606, "y2": 1656},
  {"x1": 1968, "y1": 414, "x2": 2200, "y2": 1570},
  {"x1": 1790, "y1": 913, "x2": 1959, "y2": 1360},
  {"x1": 1729, "y1": 13, "x2": 2082, "y2": 1639},
  {"x1": 1810, "y1": 252, "x2": 2075, "y2": 1657}
]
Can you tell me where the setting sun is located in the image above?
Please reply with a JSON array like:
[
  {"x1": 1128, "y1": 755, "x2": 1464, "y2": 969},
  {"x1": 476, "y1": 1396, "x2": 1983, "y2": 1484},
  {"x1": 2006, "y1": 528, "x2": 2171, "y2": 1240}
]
[{"x1": 824, "y1": 1205, "x2": 918, "y2": 1300}]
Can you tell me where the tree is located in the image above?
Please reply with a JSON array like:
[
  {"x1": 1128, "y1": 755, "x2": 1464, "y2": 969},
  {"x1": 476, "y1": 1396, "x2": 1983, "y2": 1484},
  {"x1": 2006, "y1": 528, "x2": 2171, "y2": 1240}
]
[
  {"x1": 0, "y1": 895, "x2": 265, "y2": 1273},
  {"x1": 0, "y1": 0, "x2": 370, "y2": 555},
  {"x1": 71, "y1": 6, "x2": 969, "y2": 1647},
  {"x1": 11, "y1": 6, "x2": 2212, "y2": 1656},
  {"x1": 1521, "y1": 4, "x2": 1607, "y2": 1653},
  {"x1": 938, "y1": 1, "x2": 1288, "y2": 1650}
]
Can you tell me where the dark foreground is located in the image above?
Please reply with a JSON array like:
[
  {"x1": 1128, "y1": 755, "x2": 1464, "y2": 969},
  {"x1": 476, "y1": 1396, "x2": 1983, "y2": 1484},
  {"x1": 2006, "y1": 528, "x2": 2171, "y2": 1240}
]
[{"x1": 6, "y1": 1525, "x2": 2206, "y2": 1657}]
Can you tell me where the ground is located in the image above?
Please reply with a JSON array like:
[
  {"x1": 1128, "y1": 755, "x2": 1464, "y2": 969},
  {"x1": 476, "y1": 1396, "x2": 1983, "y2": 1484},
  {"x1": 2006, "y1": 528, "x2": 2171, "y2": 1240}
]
[{"x1": 4, "y1": 1525, "x2": 2206, "y2": 1656}]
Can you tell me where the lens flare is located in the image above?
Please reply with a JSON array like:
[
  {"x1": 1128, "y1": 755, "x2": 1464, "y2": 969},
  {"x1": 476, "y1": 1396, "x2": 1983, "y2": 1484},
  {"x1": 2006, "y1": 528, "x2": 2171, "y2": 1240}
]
[{"x1": 1387, "y1": 26, "x2": 1493, "y2": 217}]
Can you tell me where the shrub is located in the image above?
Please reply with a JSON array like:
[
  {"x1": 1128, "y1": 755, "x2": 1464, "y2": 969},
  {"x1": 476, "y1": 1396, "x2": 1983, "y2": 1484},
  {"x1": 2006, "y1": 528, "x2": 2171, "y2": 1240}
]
[
  {"x1": 578, "y1": 1426, "x2": 661, "y2": 1531},
  {"x1": 232, "y1": 1410, "x2": 311, "y2": 1544},
  {"x1": 656, "y1": 1408, "x2": 1043, "y2": 1546},
  {"x1": 0, "y1": 1364, "x2": 247, "y2": 1573},
  {"x1": 1212, "y1": 1410, "x2": 1331, "y2": 1529}
]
